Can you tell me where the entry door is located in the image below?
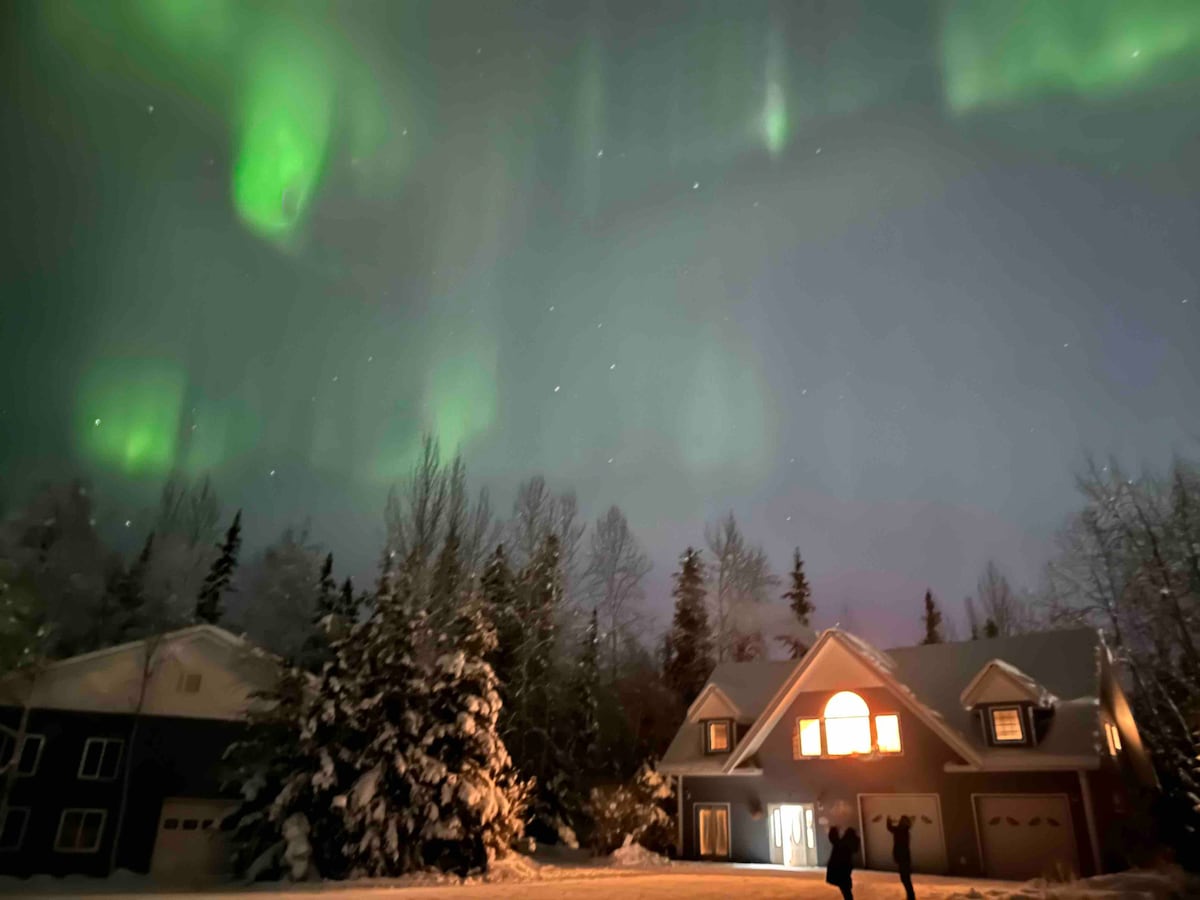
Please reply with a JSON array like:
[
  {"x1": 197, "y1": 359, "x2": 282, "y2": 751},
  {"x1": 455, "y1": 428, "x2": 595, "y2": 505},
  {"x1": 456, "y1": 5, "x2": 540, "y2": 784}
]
[
  {"x1": 150, "y1": 798, "x2": 238, "y2": 882},
  {"x1": 769, "y1": 803, "x2": 816, "y2": 866}
]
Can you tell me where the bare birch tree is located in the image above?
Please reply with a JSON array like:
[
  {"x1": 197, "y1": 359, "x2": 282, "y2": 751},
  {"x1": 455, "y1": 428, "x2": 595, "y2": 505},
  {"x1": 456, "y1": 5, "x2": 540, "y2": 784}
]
[{"x1": 581, "y1": 506, "x2": 651, "y2": 681}]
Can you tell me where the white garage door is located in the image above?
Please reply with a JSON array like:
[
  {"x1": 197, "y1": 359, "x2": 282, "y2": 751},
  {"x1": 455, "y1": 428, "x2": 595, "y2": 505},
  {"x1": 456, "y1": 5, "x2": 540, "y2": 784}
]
[
  {"x1": 150, "y1": 798, "x2": 238, "y2": 882},
  {"x1": 975, "y1": 794, "x2": 1078, "y2": 881},
  {"x1": 858, "y1": 794, "x2": 947, "y2": 873}
]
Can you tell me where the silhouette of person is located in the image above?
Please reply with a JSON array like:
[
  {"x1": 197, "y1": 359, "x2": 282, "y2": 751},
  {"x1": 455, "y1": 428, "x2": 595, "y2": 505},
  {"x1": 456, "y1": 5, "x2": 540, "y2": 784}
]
[
  {"x1": 825, "y1": 825, "x2": 860, "y2": 900},
  {"x1": 887, "y1": 815, "x2": 916, "y2": 900}
]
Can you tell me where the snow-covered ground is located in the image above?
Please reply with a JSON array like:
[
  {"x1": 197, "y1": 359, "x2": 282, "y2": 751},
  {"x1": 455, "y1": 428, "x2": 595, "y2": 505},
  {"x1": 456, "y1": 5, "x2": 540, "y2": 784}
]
[{"x1": 2, "y1": 858, "x2": 1195, "y2": 900}]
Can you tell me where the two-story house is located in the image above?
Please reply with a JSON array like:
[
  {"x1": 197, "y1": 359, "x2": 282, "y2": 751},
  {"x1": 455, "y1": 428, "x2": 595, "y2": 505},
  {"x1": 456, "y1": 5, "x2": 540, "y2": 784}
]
[
  {"x1": 0, "y1": 624, "x2": 277, "y2": 882},
  {"x1": 659, "y1": 627, "x2": 1157, "y2": 881}
]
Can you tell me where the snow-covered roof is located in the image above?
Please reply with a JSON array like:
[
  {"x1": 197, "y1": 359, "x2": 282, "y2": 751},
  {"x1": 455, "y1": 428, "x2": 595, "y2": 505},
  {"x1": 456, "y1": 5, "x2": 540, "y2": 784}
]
[
  {"x1": 0, "y1": 624, "x2": 279, "y2": 720},
  {"x1": 660, "y1": 626, "x2": 1106, "y2": 776},
  {"x1": 958, "y1": 658, "x2": 1059, "y2": 709}
]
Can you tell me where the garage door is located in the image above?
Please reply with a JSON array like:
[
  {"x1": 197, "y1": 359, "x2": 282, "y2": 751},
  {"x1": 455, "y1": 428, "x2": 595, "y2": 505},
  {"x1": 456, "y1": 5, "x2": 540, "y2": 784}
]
[
  {"x1": 150, "y1": 798, "x2": 238, "y2": 882},
  {"x1": 975, "y1": 794, "x2": 1078, "y2": 881},
  {"x1": 858, "y1": 794, "x2": 947, "y2": 873}
]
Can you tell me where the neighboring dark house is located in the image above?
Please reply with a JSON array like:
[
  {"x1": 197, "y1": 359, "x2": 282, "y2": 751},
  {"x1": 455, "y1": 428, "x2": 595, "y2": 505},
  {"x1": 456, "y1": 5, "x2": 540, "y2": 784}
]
[
  {"x1": 659, "y1": 627, "x2": 1157, "y2": 881},
  {"x1": 0, "y1": 625, "x2": 277, "y2": 882}
]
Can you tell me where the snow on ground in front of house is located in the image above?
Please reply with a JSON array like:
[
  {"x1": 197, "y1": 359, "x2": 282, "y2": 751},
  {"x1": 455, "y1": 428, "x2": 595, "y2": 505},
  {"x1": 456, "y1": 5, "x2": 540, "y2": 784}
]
[{"x1": 2, "y1": 861, "x2": 1196, "y2": 899}]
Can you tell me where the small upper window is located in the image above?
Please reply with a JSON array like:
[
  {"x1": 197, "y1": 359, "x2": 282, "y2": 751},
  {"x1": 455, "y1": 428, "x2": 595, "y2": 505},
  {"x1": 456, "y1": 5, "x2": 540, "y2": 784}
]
[
  {"x1": 0, "y1": 732, "x2": 45, "y2": 777},
  {"x1": 177, "y1": 672, "x2": 202, "y2": 694},
  {"x1": 78, "y1": 737, "x2": 124, "y2": 781},
  {"x1": 990, "y1": 707, "x2": 1025, "y2": 743},
  {"x1": 704, "y1": 720, "x2": 732, "y2": 754},
  {"x1": 875, "y1": 714, "x2": 902, "y2": 754}
]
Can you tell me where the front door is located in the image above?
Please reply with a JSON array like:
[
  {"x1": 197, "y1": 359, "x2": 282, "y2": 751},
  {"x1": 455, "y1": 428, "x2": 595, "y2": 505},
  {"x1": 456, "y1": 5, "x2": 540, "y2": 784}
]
[{"x1": 769, "y1": 803, "x2": 816, "y2": 866}]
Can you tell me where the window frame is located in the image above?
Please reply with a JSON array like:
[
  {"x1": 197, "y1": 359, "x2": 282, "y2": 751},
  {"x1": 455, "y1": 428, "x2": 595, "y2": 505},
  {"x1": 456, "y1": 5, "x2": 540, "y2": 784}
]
[
  {"x1": 0, "y1": 730, "x2": 46, "y2": 778},
  {"x1": 797, "y1": 717, "x2": 823, "y2": 757},
  {"x1": 177, "y1": 671, "x2": 202, "y2": 694},
  {"x1": 987, "y1": 705, "x2": 1026, "y2": 744},
  {"x1": 873, "y1": 713, "x2": 903, "y2": 755},
  {"x1": 703, "y1": 718, "x2": 733, "y2": 755},
  {"x1": 77, "y1": 737, "x2": 125, "y2": 781},
  {"x1": 0, "y1": 806, "x2": 30, "y2": 852},
  {"x1": 54, "y1": 808, "x2": 107, "y2": 854}
]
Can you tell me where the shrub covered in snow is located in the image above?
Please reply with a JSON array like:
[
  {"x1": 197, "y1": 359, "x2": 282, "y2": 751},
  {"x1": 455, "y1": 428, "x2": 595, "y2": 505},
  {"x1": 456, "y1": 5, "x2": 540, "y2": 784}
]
[{"x1": 587, "y1": 762, "x2": 674, "y2": 855}]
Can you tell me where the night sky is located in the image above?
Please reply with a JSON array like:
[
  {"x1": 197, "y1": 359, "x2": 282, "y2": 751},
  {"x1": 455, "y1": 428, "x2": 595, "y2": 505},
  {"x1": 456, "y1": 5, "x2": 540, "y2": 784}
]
[{"x1": 2, "y1": 0, "x2": 1199, "y2": 644}]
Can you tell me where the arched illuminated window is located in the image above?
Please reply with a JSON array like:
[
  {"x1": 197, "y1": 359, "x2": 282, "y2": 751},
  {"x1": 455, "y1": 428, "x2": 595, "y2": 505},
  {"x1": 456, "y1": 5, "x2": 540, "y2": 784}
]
[{"x1": 823, "y1": 691, "x2": 871, "y2": 755}]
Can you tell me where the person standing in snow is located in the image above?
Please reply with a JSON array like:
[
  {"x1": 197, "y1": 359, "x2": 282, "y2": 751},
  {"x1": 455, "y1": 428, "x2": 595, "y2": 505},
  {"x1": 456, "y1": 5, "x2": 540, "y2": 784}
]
[
  {"x1": 887, "y1": 815, "x2": 916, "y2": 900},
  {"x1": 825, "y1": 826, "x2": 859, "y2": 900}
]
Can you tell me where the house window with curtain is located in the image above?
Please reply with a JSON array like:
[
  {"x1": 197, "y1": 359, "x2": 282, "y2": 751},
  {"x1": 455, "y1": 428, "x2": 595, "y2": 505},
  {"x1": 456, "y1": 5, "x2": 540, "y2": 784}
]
[
  {"x1": 696, "y1": 804, "x2": 730, "y2": 858},
  {"x1": 704, "y1": 719, "x2": 732, "y2": 754}
]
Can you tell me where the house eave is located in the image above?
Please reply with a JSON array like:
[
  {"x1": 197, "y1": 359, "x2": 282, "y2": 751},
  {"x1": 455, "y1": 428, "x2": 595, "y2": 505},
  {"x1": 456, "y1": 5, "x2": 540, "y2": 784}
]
[
  {"x1": 944, "y1": 755, "x2": 1100, "y2": 773},
  {"x1": 658, "y1": 765, "x2": 762, "y2": 777}
]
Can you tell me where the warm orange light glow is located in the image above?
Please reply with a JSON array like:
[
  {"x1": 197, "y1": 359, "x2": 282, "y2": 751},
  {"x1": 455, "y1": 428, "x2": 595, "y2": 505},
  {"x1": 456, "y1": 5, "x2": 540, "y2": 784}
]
[
  {"x1": 798, "y1": 718, "x2": 822, "y2": 756},
  {"x1": 875, "y1": 714, "x2": 902, "y2": 753},
  {"x1": 990, "y1": 707, "x2": 1024, "y2": 742},
  {"x1": 824, "y1": 691, "x2": 871, "y2": 755},
  {"x1": 706, "y1": 720, "x2": 730, "y2": 752}
]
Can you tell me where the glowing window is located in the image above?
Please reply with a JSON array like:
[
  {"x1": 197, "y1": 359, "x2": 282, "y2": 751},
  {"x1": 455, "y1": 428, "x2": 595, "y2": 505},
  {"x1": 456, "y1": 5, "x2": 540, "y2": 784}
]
[
  {"x1": 798, "y1": 718, "x2": 822, "y2": 756},
  {"x1": 697, "y1": 805, "x2": 730, "y2": 858},
  {"x1": 771, "y1": 808, "x2": 782, "y2": 847},
  {"x1": 1104, "y1": 721, "x2": 1122, "y2": 756},
  {"x1": 875, "y1": 714, "x2": 902, "y2": 754},
  {"x1": 990, "y1": 707, "x2": 1025, "y2": 743},
  {"x1": 824, "y1": 691, "x2": 872, "y2": 755},
  {"x1": 705, "y1": 720, "x2": 731, "y2": 753}
]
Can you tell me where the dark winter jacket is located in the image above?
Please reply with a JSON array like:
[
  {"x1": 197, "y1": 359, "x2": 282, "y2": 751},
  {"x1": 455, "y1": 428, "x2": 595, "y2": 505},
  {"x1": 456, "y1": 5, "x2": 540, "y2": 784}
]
[
  {"x1": 887, "y1": 817, "x2": 913, "y2": 870},
  {"x1": 825, "y1": 828, "x2": 859, "y2": 887}
]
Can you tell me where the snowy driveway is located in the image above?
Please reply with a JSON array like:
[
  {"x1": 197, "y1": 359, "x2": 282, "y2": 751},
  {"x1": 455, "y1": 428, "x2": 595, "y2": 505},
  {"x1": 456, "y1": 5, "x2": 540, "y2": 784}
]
[{"x1": 1, "y1": 866, "x2": 1016, "y2": 899}]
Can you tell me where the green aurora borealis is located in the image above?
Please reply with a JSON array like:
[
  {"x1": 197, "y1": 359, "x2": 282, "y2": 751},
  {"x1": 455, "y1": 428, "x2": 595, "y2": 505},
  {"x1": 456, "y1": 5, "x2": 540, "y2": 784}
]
[{"x1": 4, "y1": 0, "x2": 1200, "y2": 634}]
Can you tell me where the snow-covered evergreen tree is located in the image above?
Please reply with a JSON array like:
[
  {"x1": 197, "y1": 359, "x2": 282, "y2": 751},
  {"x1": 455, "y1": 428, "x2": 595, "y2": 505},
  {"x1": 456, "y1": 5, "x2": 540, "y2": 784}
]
[
  {"x1": 419, "y1": 584, "x2": 530, "y2": 873},
  {"x1": 481, "y1": 544, "x2": 520, "y2": 697},
  {"x1": 570, "y1": 607, "x2": 602, "y2": 774},
  {"x1": 195, "y1": 510, "x2": 242, "y2": 624},
  {"x1": 664, "y1": 548, "x2": 712, "y2": 705}
]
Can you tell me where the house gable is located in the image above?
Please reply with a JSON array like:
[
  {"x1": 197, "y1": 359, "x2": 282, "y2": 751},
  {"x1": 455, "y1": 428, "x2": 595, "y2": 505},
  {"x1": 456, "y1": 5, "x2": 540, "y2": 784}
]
[
  {"x1": 960, "y1": 660, "x2": 1056, "y2": 709},
  {"x1": 0, "y1": 626, "x2": 276, "y2": 721},
  {"x1": 725, "y1": 630, "x2": 981, "y2": 772},
  {"x1": 689, "y1": 685, "x2": 742, "y2": 723}
]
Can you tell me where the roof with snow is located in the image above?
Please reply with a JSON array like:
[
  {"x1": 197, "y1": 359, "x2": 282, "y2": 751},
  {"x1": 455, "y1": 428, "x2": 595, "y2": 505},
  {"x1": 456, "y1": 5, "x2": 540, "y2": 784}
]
[{"x1": 660, "y1": 626, "x2": 1106, "y2": 775}]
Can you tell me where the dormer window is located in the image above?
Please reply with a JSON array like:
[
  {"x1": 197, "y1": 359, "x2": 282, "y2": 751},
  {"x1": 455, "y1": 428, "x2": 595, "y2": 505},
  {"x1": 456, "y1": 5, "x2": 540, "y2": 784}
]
[
  {"x1": 704, "y1": 719, "x2": 732, "y2": 754},
  {"x1": 989, "y1": 706, "x2": 1026, "y2": 743}
]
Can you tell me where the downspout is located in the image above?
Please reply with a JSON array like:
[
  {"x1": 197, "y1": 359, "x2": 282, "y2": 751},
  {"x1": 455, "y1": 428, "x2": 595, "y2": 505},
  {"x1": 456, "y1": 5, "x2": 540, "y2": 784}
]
[
  {"x1": 1077, "y1": 770, "x2": 1103, "y2": 876},
  {"x1": 677, "y1": 775, "x2": 684, "y2": 858}
]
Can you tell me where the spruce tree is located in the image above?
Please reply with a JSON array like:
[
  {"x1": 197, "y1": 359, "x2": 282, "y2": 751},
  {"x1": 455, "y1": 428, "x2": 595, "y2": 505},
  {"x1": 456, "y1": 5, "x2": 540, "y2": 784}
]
[
  {"x1": 335, "y1": 576, "x2": 359, "y2": 621},
  {"x1": 480, "y1": 545, "x2": 519, "y2": 695},
  {"x1": 570, "y1": 608, "x2": 602, "y2": 774},
  {"x1": 419, "y1": 586, "x2": 530, "y2": 873},
  {"x1": 783, "y1": 548, "x2": 814, "y2": 627},
  {"x1": 664, "y1": 547, "x2": 713, "y2": 705},
  {"x1": 195, "y1": 511, "x2": 242, "y2": 624},
  {"x1": 314, "y1": 553, "x2": 336, "y2": 622},
  {"x1": 983, "y1": 618, "x2": 999, "y2": 639},
  {"x1": 921, "y1": 589, "x2": 944, "y2": 645}
]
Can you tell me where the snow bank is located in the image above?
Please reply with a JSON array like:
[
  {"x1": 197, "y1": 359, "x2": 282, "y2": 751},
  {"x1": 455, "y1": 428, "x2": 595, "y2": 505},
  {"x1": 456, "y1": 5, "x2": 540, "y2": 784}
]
[
  {"x1": 946, "y1": 865, "x2": 1200, "y2": 900},
  {"x1": 610, "y1": 836, "x2": 670, "y2": 868}
]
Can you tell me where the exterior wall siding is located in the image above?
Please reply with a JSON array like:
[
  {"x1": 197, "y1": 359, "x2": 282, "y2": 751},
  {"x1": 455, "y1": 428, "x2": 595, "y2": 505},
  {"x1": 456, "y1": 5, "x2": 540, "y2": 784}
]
[
  {"x1": 680, "y1": 686, "x2": 1096, "y2": 878},
  {"x1": 0, "y1": 706, "x2": 244, "y2": 878}
]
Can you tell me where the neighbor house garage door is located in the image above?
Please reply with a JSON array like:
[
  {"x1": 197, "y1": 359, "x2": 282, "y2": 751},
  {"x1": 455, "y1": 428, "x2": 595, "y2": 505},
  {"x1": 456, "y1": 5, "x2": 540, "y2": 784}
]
[
  {"x1": 150, "y1": 798, "x2": 238, "y2": 882},
  {"x1": 974, "y1": 794, "x2": 1078, "y2": 881},
  {"x1": 858, "y1": 794, "x2": 947, "y2": 873}
]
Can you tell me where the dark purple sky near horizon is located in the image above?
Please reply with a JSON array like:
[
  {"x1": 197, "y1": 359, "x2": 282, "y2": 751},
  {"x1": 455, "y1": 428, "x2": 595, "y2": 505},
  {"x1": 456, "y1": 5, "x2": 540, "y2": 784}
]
[{"x1": 2, "y1": 1, "x2": 1198, "y2": 647}]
